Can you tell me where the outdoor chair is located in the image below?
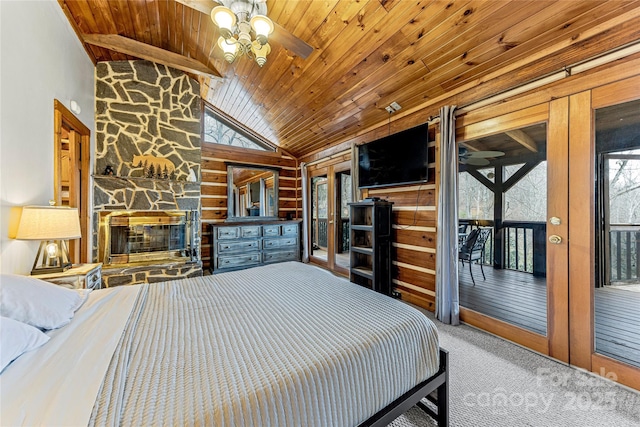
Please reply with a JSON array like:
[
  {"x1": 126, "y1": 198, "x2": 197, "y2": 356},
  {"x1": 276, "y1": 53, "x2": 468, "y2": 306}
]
[{"x1": 458, "y1": 228, "x2": 492, "y2": 286}]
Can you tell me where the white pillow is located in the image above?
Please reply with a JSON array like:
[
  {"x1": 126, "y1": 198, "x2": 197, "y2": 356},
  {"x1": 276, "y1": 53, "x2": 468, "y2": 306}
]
[
  {"x1": 0, "y1": 316, "x2": 50, "y2": 372},
  {"x1": 0, "y1": 274, "x2": 90, "y2": 330}
]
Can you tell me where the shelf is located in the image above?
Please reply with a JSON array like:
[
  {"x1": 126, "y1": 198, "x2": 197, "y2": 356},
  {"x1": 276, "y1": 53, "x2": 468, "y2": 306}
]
[
  {"x1": 351, "y1": 266, "x2": 373, "y2": 279},
  {"x1": 351, "y1": 246, "x2": 373, "y2": 255},
  {"x1": 351, "y1": 224, "x2": 373, "y2": 231}
]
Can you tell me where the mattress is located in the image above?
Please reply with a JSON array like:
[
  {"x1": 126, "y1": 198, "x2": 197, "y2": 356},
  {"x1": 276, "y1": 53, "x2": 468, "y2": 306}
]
[{"x1": 1, "y1": 261, "x2": 439, "y2": 426}]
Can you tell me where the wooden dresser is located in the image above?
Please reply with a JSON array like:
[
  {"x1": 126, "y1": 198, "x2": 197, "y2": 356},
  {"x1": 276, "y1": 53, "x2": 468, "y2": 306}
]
[{"x1": 210, "y1": 220, "x2": 301, "y2": 273}]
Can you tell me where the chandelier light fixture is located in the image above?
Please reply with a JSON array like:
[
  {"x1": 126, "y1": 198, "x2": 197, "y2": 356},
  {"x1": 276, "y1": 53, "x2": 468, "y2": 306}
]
[{"x1": 211, "y1": 1, "x2": 274, "y2": 67}]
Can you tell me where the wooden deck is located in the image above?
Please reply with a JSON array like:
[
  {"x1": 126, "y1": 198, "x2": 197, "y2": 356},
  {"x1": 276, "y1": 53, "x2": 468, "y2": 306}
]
[
  {"x1": 459, "y1": 264, "x2": 640, "y2": 368},
  {"x1": 595, "y1": 286, "x2": 640, "y2": 368},
  {"x1": 458, "y1": 264, "x2": 548, "y2": 335}
]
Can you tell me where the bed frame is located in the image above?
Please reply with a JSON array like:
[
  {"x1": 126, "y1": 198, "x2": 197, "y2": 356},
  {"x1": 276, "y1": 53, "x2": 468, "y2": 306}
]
[{"x1": 358, "y1": 348, "x2": 449, "y2": 427}]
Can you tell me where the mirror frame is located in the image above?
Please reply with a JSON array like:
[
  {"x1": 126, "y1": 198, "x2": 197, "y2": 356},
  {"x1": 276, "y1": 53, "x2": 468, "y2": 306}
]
[{"x1": 226, "y1": 163, "x2": 279, "y2": 221}]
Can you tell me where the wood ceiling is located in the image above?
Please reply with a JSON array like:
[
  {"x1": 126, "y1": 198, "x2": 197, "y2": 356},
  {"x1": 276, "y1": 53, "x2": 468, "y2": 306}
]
[{"x1": 59, "y1": 0, "x2": 640, "y2": 159}]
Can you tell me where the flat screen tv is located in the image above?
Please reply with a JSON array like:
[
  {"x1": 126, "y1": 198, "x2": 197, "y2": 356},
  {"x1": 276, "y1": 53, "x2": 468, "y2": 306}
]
[{"x1": 358, "y1": 123, "x2": 429, "y2": 189}]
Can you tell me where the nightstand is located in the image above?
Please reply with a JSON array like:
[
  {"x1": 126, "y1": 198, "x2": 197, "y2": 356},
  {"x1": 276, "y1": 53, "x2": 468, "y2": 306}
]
[{"x1": 34, "y1": 263, "x2": 102, "y2": 290}]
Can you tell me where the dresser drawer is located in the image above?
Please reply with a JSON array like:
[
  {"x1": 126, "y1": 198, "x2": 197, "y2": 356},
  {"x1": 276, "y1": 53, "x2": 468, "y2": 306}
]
[
  {"x1": 217, "y1": 253, "x2": 261, "y2": 269},
  {"x1": 263, "y1": 237, "x2": 297, "y2": 249},
  {"x1": 263, "y1": 249, "x2": 298, "y2": 264},
  {"x1": 218, "y1": 239, "x2": 260, "y2": 253},
  {"x1": 217, "y1": 227, "x2": 240, "y2": 239},
  {"x1": 262, "y1": 225, "x2": 281, "y2": 236},
  {"x1": 282, "y1": 224, "x2": 298, "y2": 236},
  {"x1": 86, "y1": 268, "x2": 102, "y2": 290},
  {"x1": 241, "y1": 226, "x2": 261, "y2": 238}
]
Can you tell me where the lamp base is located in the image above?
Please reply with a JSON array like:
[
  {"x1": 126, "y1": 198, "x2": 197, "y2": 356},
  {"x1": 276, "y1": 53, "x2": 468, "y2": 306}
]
[{"x1": 31, "y1": 262, "x2": 72, "y2": 276}]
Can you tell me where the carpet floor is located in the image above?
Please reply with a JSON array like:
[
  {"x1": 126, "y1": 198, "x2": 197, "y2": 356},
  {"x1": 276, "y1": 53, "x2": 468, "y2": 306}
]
[{"x1": 390, "y1": 307, "x2": 640, "y2": 427}]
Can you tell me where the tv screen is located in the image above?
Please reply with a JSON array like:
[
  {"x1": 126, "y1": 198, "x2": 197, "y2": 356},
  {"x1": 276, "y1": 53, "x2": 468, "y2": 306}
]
[{"x1": 358, "y1": 123, "x2": 429, "y2": 189}]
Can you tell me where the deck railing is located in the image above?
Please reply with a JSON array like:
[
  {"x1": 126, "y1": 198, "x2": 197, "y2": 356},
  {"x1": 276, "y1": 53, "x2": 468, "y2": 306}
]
[
  {"x1": 460, "y1": 219, "x2": 546, "y2": 276},
  {"x1": 312, "y1": 218, "x2": 350, "y2": 252},
  {"x1": 609, "y1": 225, "x2": 640, "y2": 283}
]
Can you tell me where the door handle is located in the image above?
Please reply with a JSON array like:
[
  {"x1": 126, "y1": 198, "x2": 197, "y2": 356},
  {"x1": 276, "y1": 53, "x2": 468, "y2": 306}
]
[{"x1": 549, "y1": 235, "x2": 562, "y2": 244}]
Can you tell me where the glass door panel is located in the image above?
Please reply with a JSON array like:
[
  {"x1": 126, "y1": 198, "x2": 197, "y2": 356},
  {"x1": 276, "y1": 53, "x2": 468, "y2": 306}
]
[
  {"x1": 459, "y1": 122, "x2": 549, "y2": 336},
  {"x1": 334, "y1": 170, "x2": 352, "y2": 271},
  {"x1": 595, "y1": 98, "x2": 640, "y2": 368},
  {"x1": 311, "y1": 175, "x2": 328, "y2": 261}
]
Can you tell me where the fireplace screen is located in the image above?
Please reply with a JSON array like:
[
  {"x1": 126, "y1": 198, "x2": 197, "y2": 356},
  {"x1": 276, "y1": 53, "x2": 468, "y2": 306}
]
[{"x1": 99, "y1": 211, "x2": 198, "y2": 265}]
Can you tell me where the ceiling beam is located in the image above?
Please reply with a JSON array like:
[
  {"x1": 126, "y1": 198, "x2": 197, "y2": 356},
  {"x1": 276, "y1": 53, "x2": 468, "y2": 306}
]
[
  {"x1": 175, "y1": 0, "x2": 218, "y2": 16},
  {"x1": 82, "y1": 34, "x2": 222, "y2": 79},
  {"x1": 505, "y1": 129, "x2": 538, "y2": 153}
]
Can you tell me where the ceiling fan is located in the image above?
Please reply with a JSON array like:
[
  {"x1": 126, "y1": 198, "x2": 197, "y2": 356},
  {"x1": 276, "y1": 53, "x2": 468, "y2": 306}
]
[
  {"x1": 176, "y1": 0, "x2": 314, "y2": 61},
  {"x1": 458, "y1": 147, "x2": 505, "y2": 166}
]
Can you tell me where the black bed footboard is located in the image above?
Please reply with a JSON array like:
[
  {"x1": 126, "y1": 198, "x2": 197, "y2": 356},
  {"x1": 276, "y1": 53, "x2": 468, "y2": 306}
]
[{"x1": 358, "y1": 348, "x2": 449, "y2": 427}]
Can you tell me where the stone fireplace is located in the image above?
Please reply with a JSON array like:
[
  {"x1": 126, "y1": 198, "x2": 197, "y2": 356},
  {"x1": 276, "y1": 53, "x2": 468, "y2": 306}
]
[{"x1": 93, "y1": 60, "x2": 203, "y2": 286}]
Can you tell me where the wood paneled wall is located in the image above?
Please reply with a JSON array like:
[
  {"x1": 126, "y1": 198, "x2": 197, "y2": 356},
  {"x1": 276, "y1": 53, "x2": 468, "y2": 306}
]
[{"x1": 200, "y1": 143, "x2": 299, "y2": 269}]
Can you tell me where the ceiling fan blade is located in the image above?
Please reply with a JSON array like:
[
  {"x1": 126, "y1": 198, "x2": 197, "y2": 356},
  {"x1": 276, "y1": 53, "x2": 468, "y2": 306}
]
[
  {"x1": 468, "y1": 150, "x2": 505, "y2": 158},
  {"x1": 463, "y1": 157, "x2": 491, "y2": 166},
  {"x1": 270, "y1": 21, "x2": 314, "y2": 59}
]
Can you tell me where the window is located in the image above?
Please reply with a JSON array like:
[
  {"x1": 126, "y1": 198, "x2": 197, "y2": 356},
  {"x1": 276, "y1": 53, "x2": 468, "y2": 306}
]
[{"x1": 203, "y1": 105, "x2": 274, "y2": 151}]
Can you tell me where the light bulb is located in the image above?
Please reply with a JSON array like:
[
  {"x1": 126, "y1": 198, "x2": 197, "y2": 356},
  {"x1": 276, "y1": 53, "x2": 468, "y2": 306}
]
[
  {"x1": 251, "y1": 41, "x2": 271, "y2": 67},
  {"x1": 218, "y1": 37, "x2": 238, "y2": 63},
  {"x1": 250, "y1": 15, "x2": 274, "y2": 45},
  {"x1": 46, "y1": 242, "x2": 58, "y2": 258},
  {"x1": 211, "y1": 6, "x2": 236, "y2": 39}
]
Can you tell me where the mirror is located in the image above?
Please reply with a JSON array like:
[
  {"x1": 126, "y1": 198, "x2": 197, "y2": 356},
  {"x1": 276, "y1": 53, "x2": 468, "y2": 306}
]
[{"x1": 227, "y1": 164, "x2": 279, "y2": 220}]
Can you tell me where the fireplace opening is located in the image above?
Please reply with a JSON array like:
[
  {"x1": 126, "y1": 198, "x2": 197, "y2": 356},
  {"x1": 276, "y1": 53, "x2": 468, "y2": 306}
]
[{"x1": 98, "y1": 210, "x2": 199, "y2": 266}]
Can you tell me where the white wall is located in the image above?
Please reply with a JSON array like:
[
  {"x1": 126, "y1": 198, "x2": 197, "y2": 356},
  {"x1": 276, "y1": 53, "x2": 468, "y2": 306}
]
[{"x1": 0, "y1": 0, "x2": 95, "y2": 274}]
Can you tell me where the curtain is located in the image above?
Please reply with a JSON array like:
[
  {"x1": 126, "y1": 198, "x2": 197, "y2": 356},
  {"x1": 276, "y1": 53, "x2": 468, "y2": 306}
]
[
  {"x1": 301, "y1": 162, "x2": 310, "y2": 262},
  {"x1": 435, "y1": 105, "x2": 460, "y2": 325},
  {"x1": 350, "y1": 142, "x2": 362, "y2": 202}
]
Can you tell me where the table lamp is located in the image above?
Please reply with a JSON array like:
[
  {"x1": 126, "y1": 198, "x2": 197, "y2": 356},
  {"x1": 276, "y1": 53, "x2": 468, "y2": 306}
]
[{"x1": 15, "y1": 206, "x2": 82, "y2": 275}]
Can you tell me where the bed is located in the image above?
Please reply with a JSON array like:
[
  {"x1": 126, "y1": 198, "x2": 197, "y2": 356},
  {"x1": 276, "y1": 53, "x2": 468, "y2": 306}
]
[{"x1": 1, "y1": 261, "x2": 448, "y2": 426}]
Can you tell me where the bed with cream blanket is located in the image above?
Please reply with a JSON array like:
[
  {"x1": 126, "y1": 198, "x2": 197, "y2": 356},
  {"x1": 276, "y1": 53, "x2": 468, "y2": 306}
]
[{"x1": 1, "y1": 261, "x2": 446, "y2": 426}]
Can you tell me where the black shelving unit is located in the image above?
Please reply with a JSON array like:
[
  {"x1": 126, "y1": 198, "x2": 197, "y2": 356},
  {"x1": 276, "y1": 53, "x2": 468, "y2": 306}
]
[{"x1": 349, "y1": 199, "x2": 393, "y2": 296}]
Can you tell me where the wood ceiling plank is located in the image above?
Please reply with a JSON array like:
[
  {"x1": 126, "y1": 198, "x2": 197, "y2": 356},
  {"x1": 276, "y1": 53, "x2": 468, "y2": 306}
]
[
  {"x1": 82, "y1": 34, "x2": 222, "y2": 78},
  {"x1": 438, "y1": 0, "x2": 617, "y2": 91},
  {"x1": 273, "y1": 0, "x2": 469, "y2": 138},
  {"x1": 180, "y1": 4, "x2": 194, "y2": 57},
  {"x1": 420, "y1": 0, "x2": 549, "y2": 72},
  {"x1": 86, "y1": 0, "x2": 129, "y2": 61},
  {"x1": 112, "y1": 0, "x2": 137, "y2": 37},
  {"x1": 56, "y1": 0, "x2": 98, "y2": 64},
  {"x1": 187, "y1": 6, "x2": 202, "y2": 63},
  {"x1": 128, "y1": 0, "x2": 153, "y2": 46},
  {"x1": 371, "y1": 2, "x2": 636, "y2": 121},
  {"x1": 145, "y1": 0, "x2": 163, "y2": 48},
  {"x1": 268, "y1": 0, "x2": 423, "y2": 134},
  {"x1": 174, "y1": 1, "x2": 186, "y2": 55},
  {"x1": 156, "y1": 0, "x2": 170, "y2": 50},
  {"x1": 256, "y1": 0, "x2": 376, "y2": 121},
  {"x1": 240, "y1": 0, "x2": 333, "y2": 120},
  {"x1": 167, "y1": 0, "x2": 177, "y2": 52}
]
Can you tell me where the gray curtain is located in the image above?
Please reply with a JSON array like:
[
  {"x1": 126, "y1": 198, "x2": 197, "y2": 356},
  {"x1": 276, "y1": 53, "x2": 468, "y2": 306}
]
[
  {"x1": 435, "y1": 106, "x2": 460, "y2": 325},
  {"x1": 301, "y1": 162, "x2": 310, "y2": 262},
  {"x1": 351, "y1": 142, "x2": 362, "y2": 202}
]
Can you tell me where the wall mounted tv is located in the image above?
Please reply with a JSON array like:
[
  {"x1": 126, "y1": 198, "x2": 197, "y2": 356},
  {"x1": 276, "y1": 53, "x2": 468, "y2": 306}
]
[{"x1": 358, "y1": 123, "x2": 430, "y2": 189}]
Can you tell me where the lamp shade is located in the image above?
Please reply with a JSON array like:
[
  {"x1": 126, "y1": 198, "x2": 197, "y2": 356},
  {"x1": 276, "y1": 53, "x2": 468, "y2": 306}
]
[{"x1": 15, "y1": 206, "x2": 81, "y2": 240}]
